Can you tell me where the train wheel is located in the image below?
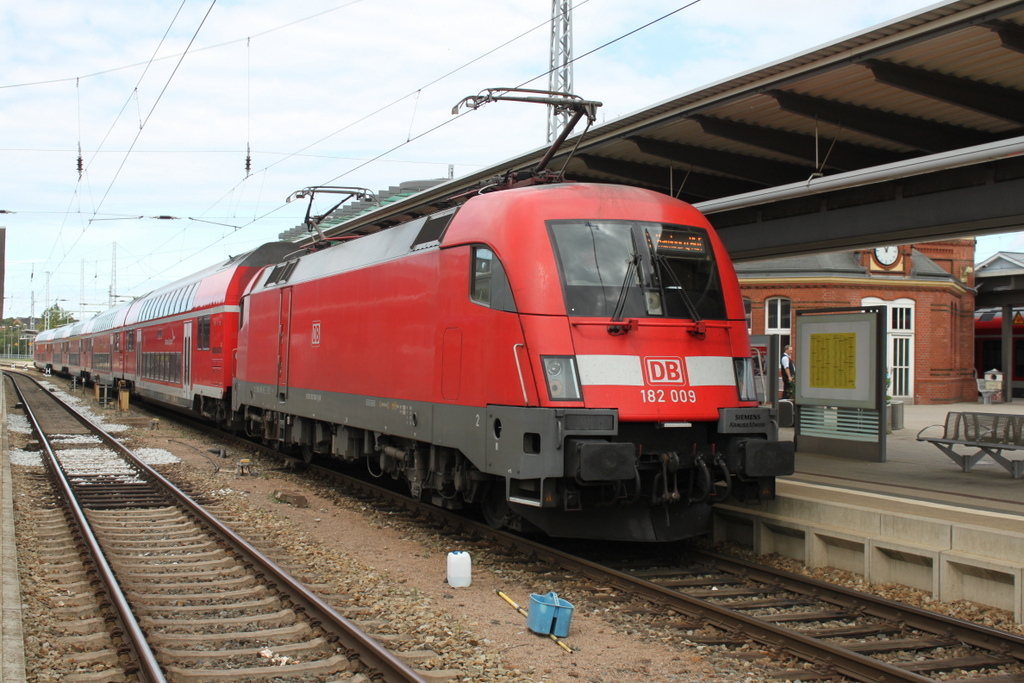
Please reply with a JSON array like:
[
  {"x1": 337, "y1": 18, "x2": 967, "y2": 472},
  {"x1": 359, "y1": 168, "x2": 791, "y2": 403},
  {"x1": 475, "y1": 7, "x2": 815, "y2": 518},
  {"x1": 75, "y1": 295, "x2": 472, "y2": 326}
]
[
  {"x1": 480, "y1": 490, "x2": 514, "y2": 530},
  {"x1": 301, "y1": 444, "x2": 314, "y2": 464}
]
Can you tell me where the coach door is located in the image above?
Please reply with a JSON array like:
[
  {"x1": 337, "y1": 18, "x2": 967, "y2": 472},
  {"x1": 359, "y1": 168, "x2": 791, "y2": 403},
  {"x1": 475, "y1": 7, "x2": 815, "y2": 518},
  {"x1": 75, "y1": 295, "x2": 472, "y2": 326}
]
[
  {"x1": 136, "y1": 330, "x2": 143, "y2": 381},
  {"x1": 183, "y1": 321, "x2": 193, "y2": 393},
  {"x1": 277, "y1": 287, "x2": 293, "y2": 402}
]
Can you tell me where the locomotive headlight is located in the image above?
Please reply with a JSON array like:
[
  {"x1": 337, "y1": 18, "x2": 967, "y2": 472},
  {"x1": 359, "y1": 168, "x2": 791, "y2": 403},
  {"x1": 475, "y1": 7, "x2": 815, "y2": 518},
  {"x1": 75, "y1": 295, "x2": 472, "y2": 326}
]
[
  {"x1": 734, "y1": 357, "x2": 758, "y2": 402},
  {"x1": 542, "y1": 355, "x2": 582, "y2": 401}
]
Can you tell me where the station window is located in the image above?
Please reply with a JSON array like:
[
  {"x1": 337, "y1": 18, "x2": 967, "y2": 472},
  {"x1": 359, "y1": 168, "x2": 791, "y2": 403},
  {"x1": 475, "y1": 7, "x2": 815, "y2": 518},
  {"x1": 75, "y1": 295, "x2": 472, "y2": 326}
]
[
  {"x1": 765, "y1": 297, "x2": 791, "y2": 348},
  {"x1": 864, "y1": 296, "x2": 915, "y2": 400}
]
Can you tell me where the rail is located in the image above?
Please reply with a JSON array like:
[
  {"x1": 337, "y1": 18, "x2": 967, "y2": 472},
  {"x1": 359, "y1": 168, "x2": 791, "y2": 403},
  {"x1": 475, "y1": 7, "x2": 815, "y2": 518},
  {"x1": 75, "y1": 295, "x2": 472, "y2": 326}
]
[
  {"x1": 7, "y1": 372, "x2": 167, "y2": 683},
  {"x1": 6, "y1": 370, "x2": 429, "y2": 683}
]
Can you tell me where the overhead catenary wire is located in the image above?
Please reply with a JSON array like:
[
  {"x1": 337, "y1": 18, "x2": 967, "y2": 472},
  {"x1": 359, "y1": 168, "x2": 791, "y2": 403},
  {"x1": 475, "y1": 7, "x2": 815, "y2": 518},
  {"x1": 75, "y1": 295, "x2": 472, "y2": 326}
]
[
  {"x1": 135, "y1": 2, "x2": 703, "y2": 290},
  {"x1": 51, "y1": 1, "x2": 218, "y2": 278},
  {"x1": 37, "y1": 0, "x2": 596, "y2": 279},
  {"x1": 33, "y1": 1, "x2": 704, "y2": 308},
  {"x1": 122, "y1": 1, "x2": 705, "y2": 297},
  {"x1": 47, "y1": 0, "x2": 194, "y2": 268},
  {"x1": 112, "y1": 2, "x2": 590, "y2": 291},
  {"x1": 90, "y1": 1, "x2": 218, "y2": 217},
  {"x1": 0, "y1": 0, "x2": 372, "y2": 92}
]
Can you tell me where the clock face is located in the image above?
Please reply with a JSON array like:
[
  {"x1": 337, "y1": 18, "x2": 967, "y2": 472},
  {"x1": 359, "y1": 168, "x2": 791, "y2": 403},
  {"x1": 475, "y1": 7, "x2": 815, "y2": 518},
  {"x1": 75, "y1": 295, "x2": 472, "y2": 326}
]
[{"x1": 874, "y1": 246, "x2": 899, "y2": 266}]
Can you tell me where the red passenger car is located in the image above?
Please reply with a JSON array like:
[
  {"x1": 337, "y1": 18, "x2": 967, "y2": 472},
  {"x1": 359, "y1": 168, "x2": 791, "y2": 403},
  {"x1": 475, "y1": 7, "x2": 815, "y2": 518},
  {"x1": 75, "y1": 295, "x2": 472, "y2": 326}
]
[{"x1": 35, "y1": 243, "x2": 294, "y2": 422}]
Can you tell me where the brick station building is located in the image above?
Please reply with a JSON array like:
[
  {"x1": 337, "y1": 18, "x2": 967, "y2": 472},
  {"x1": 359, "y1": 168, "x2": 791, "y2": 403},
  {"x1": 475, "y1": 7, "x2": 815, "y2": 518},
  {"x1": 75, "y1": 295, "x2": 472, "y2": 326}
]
[{"x1": 733, "y1": 239, "x2": 977, "y2": 405}]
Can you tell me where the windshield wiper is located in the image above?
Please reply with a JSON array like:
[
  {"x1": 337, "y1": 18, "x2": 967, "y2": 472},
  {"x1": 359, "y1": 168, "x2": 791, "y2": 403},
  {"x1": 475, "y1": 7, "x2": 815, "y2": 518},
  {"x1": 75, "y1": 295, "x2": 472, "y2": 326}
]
[
  {"x1": 646, "y1": 230, "x2": 706, "y2": 338},
  {"x1": 653, "y1": 251, "x2": 703, "y2": 322},
  {"x1": 610, "y1": 250, "x2": 640, "y2": 323}
]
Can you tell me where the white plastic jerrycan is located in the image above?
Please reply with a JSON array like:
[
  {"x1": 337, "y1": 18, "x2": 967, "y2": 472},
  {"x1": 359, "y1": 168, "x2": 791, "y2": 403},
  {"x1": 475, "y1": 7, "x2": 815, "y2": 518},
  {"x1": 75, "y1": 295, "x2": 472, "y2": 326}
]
[{"x1": 446, "y1": 550, "x2": 471, "y2": 587}]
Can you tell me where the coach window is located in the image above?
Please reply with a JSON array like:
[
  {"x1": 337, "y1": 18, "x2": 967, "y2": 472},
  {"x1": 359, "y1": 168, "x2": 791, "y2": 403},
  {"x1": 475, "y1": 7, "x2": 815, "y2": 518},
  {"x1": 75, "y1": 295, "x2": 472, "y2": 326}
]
[
  {"x1": 470, "y1": 246, "x2": 516, "y2": 312},
  {"x1": 126, "y1": 331, "x2": 135, "y2": 351},
  {"x1": 765, "y1": 297, "x2": 791, "y2": 348},
  {"x1": 197, "y1": 315, "x2": 211, "y2": 350}
]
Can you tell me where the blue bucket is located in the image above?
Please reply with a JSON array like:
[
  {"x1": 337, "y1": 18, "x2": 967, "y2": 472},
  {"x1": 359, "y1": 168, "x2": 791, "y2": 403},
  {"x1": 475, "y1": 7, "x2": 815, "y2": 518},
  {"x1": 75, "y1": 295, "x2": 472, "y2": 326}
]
[{"x1": 527, "y1": 591, "x2": 574, "y2": 637}]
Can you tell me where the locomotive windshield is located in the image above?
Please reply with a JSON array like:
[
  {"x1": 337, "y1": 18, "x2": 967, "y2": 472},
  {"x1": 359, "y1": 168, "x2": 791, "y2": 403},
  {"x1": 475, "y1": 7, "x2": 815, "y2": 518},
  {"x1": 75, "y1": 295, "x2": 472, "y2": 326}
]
[{"x1": 548, "y1": 220, "x2": 727, "y2": 320}]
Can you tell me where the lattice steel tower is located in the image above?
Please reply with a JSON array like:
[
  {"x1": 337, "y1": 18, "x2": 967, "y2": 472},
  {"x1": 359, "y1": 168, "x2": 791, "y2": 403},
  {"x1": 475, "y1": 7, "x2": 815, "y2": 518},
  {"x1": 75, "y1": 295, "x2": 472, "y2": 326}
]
[{"x1": 547, "y1": 0, "x2": 574, "y2": 143}]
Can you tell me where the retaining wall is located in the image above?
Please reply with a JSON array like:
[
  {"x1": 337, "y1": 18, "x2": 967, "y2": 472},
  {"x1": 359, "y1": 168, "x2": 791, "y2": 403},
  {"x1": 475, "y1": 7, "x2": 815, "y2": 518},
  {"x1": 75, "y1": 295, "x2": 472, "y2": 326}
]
[{"x1": 713, "y1": 483, "x2": 1024, "y2": 622}]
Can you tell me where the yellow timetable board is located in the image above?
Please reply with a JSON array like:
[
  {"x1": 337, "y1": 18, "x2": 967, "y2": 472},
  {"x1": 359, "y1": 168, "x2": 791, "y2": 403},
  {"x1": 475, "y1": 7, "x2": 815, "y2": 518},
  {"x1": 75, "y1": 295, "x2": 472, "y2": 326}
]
[{"x1": 809, "y1": 332, "x2": 857, "y2": 390}]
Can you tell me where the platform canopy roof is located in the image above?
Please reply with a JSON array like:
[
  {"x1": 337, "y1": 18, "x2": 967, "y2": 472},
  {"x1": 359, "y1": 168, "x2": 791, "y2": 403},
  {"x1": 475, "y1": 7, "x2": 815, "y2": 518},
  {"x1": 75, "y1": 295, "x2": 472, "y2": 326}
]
[{"x1": 314, "y1": 0, "x2": 1024, "y2": 261}]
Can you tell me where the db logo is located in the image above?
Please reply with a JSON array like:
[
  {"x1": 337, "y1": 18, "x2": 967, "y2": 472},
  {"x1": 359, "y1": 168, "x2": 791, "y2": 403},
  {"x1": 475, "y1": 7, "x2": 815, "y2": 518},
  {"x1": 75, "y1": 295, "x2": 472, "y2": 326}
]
[
  {"x1": 645, "y1": 357, "x2": 685, "y2": 384},
  {"x1": 311, "y1": 321, "x2": 321, "y2": 347}
]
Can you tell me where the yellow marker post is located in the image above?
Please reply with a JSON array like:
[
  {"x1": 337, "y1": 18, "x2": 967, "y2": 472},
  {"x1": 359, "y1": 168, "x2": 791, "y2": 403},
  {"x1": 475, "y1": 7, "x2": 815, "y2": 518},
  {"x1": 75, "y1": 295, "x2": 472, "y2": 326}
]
[{"x1": 496, "y1": 590, "x2": 573, "y2": 653}]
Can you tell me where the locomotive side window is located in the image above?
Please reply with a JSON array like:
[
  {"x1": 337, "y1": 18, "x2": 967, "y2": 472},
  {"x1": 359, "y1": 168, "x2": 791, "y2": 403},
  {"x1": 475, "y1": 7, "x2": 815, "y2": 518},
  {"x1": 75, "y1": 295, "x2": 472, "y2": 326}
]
[
  {"x1": 548, "y1": 220, "x2": 727, "y2": 320},
  {"x1": 471, "y1": 248, "x2": 493, "y2": 304},
  {"x1": 470, "y1": 246, "x2": 516, "y2": 312}
]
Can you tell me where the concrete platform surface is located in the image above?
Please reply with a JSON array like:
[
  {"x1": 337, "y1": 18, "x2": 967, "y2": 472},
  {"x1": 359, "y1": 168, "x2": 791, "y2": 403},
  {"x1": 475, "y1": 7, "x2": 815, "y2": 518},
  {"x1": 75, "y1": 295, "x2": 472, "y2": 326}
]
[
  {"x1": 1, "y1": 374, "x2": 27, "y2": 682},
  {"x1": 786, "y1": 400, "x2": 1024, "y2": 518}
]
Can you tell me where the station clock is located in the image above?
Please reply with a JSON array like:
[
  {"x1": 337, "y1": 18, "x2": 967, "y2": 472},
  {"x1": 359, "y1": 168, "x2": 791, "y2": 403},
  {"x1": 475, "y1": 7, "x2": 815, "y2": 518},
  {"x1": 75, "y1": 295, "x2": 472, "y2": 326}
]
[{"x1": 874, "y1": 246, "x2": 899, "y2": 267}]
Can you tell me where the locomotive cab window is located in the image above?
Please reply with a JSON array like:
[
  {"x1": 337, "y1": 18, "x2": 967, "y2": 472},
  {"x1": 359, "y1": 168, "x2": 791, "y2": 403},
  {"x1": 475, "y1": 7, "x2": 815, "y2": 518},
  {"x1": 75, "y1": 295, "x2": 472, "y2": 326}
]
[
  {"x1": 470, "y1": 246, "x2": 516, "y2": 312},
  {"x1": 548, "y1": 220, "x2": 727, "y2": 320}
]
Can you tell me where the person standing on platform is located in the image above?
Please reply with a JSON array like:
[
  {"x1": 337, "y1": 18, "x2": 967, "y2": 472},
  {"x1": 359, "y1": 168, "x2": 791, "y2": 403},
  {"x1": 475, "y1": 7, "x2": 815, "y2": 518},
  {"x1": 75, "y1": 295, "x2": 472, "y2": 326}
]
[{"x1": 781, "y1": 345, "x2": 795, "y2": 399}]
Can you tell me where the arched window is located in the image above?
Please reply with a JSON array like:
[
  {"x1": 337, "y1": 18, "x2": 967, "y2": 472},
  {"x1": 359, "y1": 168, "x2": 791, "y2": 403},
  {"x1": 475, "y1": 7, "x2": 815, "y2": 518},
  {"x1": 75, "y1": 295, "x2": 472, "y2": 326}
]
[
  {"x1": 743, "y1": 297, "x2": 752, "y2": 333},
  {"x1": 765, "y1": 297, "x2": 791, "y2": 347}
]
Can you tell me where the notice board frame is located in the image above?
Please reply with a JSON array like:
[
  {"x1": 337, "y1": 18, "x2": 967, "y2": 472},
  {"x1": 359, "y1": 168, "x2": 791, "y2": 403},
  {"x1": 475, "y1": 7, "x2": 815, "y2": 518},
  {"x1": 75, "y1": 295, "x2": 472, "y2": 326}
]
[{"x1": 794, "y1": 306, "x2": 887, "y2": 462}]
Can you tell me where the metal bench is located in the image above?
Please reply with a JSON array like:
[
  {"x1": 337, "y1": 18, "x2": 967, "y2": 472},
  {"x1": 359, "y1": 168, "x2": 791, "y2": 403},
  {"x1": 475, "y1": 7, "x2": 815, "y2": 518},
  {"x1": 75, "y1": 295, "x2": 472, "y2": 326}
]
[{"x1": 916, "y1": 412, "x2": 1024, "y2": 479}]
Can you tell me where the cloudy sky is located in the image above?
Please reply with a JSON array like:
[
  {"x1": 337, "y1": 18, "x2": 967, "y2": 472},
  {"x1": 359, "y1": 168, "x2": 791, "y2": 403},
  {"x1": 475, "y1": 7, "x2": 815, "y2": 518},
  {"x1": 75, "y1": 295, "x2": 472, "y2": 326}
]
[{"x1": 2, "y1": 0, "x2": 999, "y2": 321}]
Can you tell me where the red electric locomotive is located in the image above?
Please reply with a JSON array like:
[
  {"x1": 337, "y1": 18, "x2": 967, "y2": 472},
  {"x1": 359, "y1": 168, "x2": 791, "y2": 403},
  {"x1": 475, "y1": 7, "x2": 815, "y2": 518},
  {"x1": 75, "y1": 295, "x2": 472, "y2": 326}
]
[
  {"x1": 34, "y1": 182, "x2": 793, "y2": 542},
  {"x1": 233, "y1": 183, "x2": 794, "y2": 541}
]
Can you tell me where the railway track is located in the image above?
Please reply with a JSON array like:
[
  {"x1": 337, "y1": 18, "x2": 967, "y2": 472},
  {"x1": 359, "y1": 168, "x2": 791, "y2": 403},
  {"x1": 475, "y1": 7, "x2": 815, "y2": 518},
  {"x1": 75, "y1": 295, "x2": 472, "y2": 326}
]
[
  {"x1": 587, "y1": 547, "x2": 1024, "y2": 682},
  {"x1": 6, "y1": 370, "x2": 430, "y2": 683},
  {"x1": 254, "y1": 453, "x2": 1024, "y2": 683},
  {"x1": 15, "y1": 372, "x2": 1024, "y2": 682}
]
